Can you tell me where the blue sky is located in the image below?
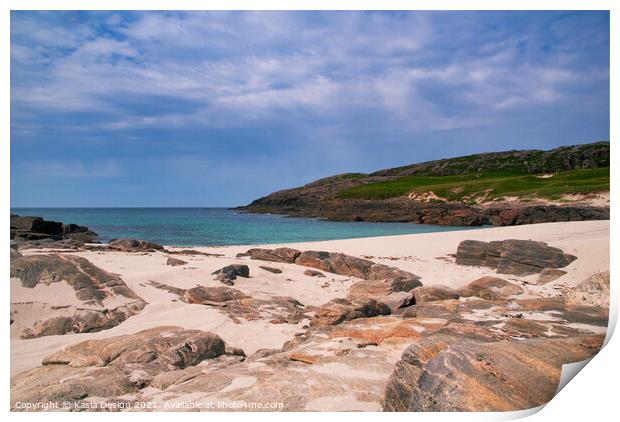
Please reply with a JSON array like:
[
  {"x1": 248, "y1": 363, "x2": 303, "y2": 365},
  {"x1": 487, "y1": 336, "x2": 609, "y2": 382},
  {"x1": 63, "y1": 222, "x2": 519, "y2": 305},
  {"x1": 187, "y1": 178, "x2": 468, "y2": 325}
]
[{"x1": 10, "y1": 11, "x2": 609, "y2": 207}]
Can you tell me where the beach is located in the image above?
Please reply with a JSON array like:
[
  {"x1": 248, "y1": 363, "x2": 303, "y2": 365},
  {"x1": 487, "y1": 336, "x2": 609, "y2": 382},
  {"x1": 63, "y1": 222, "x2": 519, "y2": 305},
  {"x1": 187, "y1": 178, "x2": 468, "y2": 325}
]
[{"x1": 10, "y1": 220, "x2": 610, "y2": 411}]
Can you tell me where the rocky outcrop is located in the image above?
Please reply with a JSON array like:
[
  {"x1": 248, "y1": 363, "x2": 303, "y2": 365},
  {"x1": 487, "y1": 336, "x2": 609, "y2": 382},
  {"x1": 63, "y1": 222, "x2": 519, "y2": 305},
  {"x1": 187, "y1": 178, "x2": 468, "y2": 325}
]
[
  {"x1": 11, "y1": 327, "x2": 234, "y2": 409},
  {"x1": 412, "y1": 285, "x2": 460, "y2": 304},
  {"x1": 486, "y1": 205, "x2": 609, "y2": 226},
  {"x1": 10, "y1": 254, "x2": 146, "y2": 338},
  {"x1": 310, "y1": 298, "x2": 391, "y2": 326},
  {"x1": 240, "y1": 247, "x2": 423, "y2": 287},
  {"x1": 240, "y1": 247, "x2": 301, "y2": 263},
  {"x1": 383, "y1": 283, "x2": 609, "y2": 412},
  {"x1": 149, "y1": 281, "x2": 306, "y2": 325},
  {"x1": 296, "y1": 251, "x2": 375, "y2": 279},
  {"x1": 238, "y1": 143, "x2": 609, "y2": 226},
  {"x1": 384, "y1": 334, "x2": 603, "y2": 412},
  {"x1": 108, "y1": 238, "x2": 164, "y2": 252},
  {"x1": 459, "y1": 276, "x2": 524, "y2": 300},
  {"x1": 211, "y1": 264, "x2": 250, "y2": 285},
  {"x1": 455, "y1": 239, "x2": 576, "y2": 275},
  {"x1": 11, "y1": 214, "x2": 98, "y2": 243}
]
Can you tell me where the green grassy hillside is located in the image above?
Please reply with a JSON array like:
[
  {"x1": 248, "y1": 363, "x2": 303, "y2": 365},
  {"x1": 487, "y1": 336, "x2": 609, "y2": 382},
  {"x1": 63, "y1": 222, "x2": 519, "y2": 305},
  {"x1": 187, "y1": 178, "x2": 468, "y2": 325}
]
[{"x1": 338, "y1": 167, "x2": 610, "y2": 203}]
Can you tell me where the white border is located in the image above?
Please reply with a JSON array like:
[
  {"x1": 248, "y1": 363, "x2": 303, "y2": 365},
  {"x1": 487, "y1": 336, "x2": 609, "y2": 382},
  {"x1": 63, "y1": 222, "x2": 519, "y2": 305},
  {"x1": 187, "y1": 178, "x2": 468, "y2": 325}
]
[{"x1": 2, "y1": 1, "x2": 617, "y2": 421}]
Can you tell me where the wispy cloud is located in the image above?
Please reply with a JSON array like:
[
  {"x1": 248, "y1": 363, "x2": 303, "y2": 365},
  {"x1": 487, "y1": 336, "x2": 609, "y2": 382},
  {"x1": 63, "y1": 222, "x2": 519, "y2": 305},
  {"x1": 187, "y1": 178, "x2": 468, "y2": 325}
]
[{"x1": 10, "y1": 11, "x2": 609, "y2": 206}]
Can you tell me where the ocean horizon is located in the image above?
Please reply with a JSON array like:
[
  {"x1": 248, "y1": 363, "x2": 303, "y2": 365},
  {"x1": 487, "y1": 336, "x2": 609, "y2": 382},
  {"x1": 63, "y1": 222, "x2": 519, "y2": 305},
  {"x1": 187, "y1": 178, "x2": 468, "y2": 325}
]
[{"x1": 10, "y1": 207, "x2": 478, "y2": 247}]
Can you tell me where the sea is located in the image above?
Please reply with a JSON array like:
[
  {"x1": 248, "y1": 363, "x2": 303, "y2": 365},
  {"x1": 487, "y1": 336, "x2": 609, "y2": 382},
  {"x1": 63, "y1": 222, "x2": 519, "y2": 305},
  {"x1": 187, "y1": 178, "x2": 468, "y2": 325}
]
[{"x1": 10, "y1": 208, "x2": 476, "y2": 247}]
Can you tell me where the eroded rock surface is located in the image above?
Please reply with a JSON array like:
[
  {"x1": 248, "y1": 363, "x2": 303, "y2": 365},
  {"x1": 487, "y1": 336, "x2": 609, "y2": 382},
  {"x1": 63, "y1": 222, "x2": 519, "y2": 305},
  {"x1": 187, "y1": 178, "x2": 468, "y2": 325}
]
[
  {"x1": 310, "y1": 298, "x2": 391, "y2": 326},
  {"x1": 456, "y1": 239, "x2": 576, "y2": 275},
  {"x1": 11, "y1": 327, "x2": 233, "y2": 409},
  {"x1": 10, "y1": 254, "x2": 146, "y2": 339}
]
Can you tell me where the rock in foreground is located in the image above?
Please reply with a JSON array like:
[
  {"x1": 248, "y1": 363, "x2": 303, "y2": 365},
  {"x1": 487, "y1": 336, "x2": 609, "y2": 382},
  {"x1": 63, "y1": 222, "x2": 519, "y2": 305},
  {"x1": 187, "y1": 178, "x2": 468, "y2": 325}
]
[{"x1": 10, "y1": 254, "x2": 146, "y2": 338}]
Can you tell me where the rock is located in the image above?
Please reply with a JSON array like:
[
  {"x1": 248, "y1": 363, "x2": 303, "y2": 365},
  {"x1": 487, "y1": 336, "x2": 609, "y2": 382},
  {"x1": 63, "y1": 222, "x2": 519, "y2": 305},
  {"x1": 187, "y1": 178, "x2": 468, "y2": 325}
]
[
  {"x1": 304, "y1": 269, "x2": 325, "y2": 277},
  {"x1": 459, "y1": 276, "x2": 524, "y2": 300},
  {"x1": 10, "y1": 254, "x2": 140, "y2": 302},
  {"x1": 238, "y1": 143, "x2": 609, "y2": 227},
  {"x1": 536, "y1": 268, "x2": 567, "y2": 285},
  {"x1": 108, "y1": 238, "x2": 164, "y2": 252},
  {"x1": 296, "y1": 251, "x2": 374, "y2": 279},
  {"x1": 10, "y1": 254, "x2": 145, "y2": 338},
  {"x1": 412, "y1": 285, "x2": 460, "y2": 304},
  {"x1": 348, "y1": 278, "x2": 422, "y2": 299},
  {"x1": 242, "y1": 247, "x2": 301, "y2": 263},
  {"x1": 260, "y1": 265, "x2": 283, "y2": 274},
  {"x1": 564, "y1": 272, "x2": 610, "y2": 308},
  {"x1": 44, "y1": 326, "x2": 226, "y2": 369},
  {"x1": 487, "y1": 205, "x2": 610, "y2": 226},
  {"x1": 379, "y1": 292, "x2": 416, "y2": 312},
  {"x1": 10, "y1": 214, "x2": 98, "y2": 243},
  {"x1": 367, "y1": 264, "x2": 421, "y2": 282},
  {"x1": 384, "y1": 335, "x2": 604, "y2": 411},
  {"x1": 497, "y1": 239, "x2": 577, "y2": 275},
  {"x1": 311, "y1": 298, "x2": 391, "y2": 326},
  {"x1": 11, "y1": 327, "x2": 230, "y2": 409},
  {"x1": 183, "y1": 286, "x2": 248, "y2": 304},
  {"x1": 455, "y1": 240, "x2": 488, "y2": 266},
  {"x1": 455, "y1": 239, "x2": 577, "y2": 275},
  {"x1": 166, "y1": 257, "x2": 187, "y2": 266},
  {"x1": 211, "y1": 264, "x2": 250, "y2": 285}
]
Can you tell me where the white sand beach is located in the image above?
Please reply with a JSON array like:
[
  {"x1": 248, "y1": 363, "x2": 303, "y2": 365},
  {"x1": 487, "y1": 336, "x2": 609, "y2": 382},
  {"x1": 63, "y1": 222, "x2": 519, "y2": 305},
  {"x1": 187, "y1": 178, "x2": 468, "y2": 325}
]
[{"x1": 11, "y1": 220, "x2": 609, "y2": 377}]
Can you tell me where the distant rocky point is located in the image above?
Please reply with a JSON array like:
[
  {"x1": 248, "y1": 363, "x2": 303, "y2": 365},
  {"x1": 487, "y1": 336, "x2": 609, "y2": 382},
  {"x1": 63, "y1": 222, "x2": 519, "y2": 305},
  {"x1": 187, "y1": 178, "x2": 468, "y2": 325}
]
[
  {"x1": 10, "y1": 214, "x2": 99, "y2": 243},
  {"x1": 239, "y1": 141, "x2": 610, "y2": 226}
]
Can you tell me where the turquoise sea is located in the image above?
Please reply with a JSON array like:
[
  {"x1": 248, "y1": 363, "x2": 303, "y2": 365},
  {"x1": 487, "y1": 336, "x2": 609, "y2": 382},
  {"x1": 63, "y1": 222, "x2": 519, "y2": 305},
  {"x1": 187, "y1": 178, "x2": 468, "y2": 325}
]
[{"x1": 10, "y1": 208, "x2": 476, "y2": 247}]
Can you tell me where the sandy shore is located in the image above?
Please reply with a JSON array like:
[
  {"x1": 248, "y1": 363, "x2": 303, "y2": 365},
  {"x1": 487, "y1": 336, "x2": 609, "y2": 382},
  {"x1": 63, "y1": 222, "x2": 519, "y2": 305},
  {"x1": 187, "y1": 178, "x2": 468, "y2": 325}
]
[{"x1": 11, "y1": 220, "x2": 609, "y2": 377}]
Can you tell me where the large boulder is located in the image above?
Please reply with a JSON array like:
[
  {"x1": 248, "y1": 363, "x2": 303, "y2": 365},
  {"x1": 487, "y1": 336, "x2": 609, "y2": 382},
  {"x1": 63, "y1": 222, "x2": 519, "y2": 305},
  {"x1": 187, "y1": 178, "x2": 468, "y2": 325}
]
[
  {"x1": 497, "y1": 239, "x2": 577, "y2": 275},
  {"x1": 455, "y1": 239, "x2": 577, "y2": 275},
  {"x1": 310, "y1": 298, "x2": 391, "y2": 326},
  {"x1": 108, "y1": 238, "x2": 164, "y2": 252},
  {"x1": 296, "y1": 251, "x2": 375, "y2": 279},
  {"x1": 459, "y1": 276, "x2": 524, "y2": 300},
  {"x1": 455, "y1": 240, "x2": 488, "y2": 266},
  {"x1": 412, "y1": 285, "x2": 460, "y2": 304},
  {"x1": 242, "y1": 247, "x2": 301, "y2": 263}
]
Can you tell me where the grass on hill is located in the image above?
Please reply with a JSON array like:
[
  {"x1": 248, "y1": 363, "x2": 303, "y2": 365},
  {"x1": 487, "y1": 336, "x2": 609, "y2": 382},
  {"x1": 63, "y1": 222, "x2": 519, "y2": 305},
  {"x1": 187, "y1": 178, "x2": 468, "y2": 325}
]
[{"x1": 338, "y1": 167, "x2": 610, "y2": 203}]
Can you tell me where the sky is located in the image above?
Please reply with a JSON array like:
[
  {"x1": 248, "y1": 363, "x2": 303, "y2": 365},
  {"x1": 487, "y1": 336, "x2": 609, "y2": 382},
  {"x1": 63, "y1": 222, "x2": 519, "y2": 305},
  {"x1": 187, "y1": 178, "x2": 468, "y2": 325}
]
[{"x1": 10, "y1": 11, "x2": 610, "y2": 207}]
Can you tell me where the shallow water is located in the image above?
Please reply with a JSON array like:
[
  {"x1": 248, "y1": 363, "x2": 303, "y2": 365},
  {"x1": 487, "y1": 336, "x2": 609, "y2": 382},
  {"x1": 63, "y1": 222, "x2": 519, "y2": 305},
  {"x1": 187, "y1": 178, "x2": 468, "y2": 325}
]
[{"x1": 11, "y1": 208, "x2": 480, "y2": 246}]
